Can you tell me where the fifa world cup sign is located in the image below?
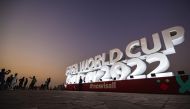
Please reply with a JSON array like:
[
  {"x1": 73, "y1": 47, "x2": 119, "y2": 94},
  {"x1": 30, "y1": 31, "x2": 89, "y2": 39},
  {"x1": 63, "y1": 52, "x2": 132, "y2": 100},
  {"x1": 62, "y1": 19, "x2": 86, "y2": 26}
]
[{"x1": 66, "y1": 26, "x2": 185, "y2": 84}]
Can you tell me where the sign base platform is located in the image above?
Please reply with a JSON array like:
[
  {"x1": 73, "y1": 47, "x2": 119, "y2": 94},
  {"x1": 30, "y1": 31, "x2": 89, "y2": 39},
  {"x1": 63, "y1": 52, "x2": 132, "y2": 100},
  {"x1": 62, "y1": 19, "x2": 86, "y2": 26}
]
[{"x1": 65, "y1": 75, "x2": 190, "y2": 94}]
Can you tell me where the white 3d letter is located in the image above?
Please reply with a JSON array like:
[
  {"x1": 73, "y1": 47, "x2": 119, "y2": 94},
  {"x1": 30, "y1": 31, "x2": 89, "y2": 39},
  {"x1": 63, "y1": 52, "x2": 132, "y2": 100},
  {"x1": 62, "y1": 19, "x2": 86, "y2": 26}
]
[
  {"x1": 127, "y1": 58, "x2": 147, "y2": 79},
  {"x1": 126, "y1": 40, "x2": 141, "y2": 58},
  {"x1": 162, "y1": 26, "x2": 185, "y2": 55},
  {"x1": 88, "y1": 58, "x2": 95, "y2": 71},
  {"x1": 146, "y1": 53, "x2": 170, "y2": 78},
  {"x1": 110, "y1": 48, "x2": 123, "y2": 65},
  {"x1": 141, "y1": 33, "x2": 161, "y2": 54}
]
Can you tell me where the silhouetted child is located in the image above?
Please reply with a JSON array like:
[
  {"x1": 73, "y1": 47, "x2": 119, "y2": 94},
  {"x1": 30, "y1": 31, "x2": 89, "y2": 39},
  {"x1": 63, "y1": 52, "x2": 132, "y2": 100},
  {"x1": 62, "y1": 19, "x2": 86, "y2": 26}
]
[
  {"x1": 23, "y1": 78, "x2": 28, "y2": 89},
  {"x1": 45, "y1": 78, "x2": 51, "y2": 90},
  {"x1": 29, "y1": 76, "x2": 37, "y2": 90},
  {"x1": 10, "y1": 73, "x2": 18, "y2": 90},
  {"x1": 19, "y1": 77, "x2": 25, "y2": 89}
]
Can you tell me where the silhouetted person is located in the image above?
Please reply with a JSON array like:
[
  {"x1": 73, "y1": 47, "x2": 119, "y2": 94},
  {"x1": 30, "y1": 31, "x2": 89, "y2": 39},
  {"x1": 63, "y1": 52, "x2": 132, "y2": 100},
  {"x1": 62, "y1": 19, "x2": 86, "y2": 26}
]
[
  {"x1": 10, "y1": 73, "x2": 18, "y2": 90},
  {"x1": 40, "y1": 84, "x2": 45, "y2": 90},
  {"x1": 45, "y1": 78, "x2": 51, "y2": 90},
  {"x1": 19, "y1": 77, "x2": 25, "y2": 89},
  {"x1": 6, "y1": 74, "x2": 13, "y2": 89},
  {"x1": 29, "y1": 76, "x2": 37, "y2": 90},
  {"x1": 23, "y1": 78, "x2": 28, "y2": 89},
  {"x1": 83, "y1": 77, "x2": 85, "y2": 83},
  {"x1": 0, "y1": 69, "x2": 11, "y2": 89},
  {"x1": 78, "y1": 76, "x2": 83, "y2": 91}
]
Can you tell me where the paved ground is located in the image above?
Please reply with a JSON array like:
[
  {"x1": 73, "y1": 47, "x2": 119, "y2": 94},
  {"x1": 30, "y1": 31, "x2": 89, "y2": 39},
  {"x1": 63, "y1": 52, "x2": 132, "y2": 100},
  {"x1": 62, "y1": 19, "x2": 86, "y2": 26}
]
[{"x1": 0, "y1": 90, "x2": 190, "y2": 109}]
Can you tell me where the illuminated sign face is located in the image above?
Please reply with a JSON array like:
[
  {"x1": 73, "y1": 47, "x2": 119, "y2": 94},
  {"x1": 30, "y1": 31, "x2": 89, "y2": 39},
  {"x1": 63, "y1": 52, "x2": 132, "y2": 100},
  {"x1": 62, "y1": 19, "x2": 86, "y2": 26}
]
[{"x1": 66, "y1": 26, "x2": 185, "y2": 84}]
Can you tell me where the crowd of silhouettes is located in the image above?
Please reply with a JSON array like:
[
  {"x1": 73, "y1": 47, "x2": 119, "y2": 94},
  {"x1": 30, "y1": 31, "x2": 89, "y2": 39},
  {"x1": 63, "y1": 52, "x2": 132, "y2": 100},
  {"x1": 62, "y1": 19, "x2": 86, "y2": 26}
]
[{"x1": 0, "y1": 68, "x2": 52, "y2": 90}]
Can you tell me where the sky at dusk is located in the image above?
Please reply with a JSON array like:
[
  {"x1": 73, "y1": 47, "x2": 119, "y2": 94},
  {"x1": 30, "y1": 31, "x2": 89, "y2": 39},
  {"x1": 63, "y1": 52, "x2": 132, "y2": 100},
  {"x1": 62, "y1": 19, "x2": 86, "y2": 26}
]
[{"x1": 1, "y1": 0, "x2": 190, "y2": 86}]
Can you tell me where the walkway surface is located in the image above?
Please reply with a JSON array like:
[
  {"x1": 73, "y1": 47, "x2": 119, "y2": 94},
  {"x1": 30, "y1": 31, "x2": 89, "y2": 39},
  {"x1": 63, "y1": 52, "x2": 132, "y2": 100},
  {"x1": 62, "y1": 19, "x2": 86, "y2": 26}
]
[{"x1": 0, "y1": 90, "x2": 190, "y2": 109}]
